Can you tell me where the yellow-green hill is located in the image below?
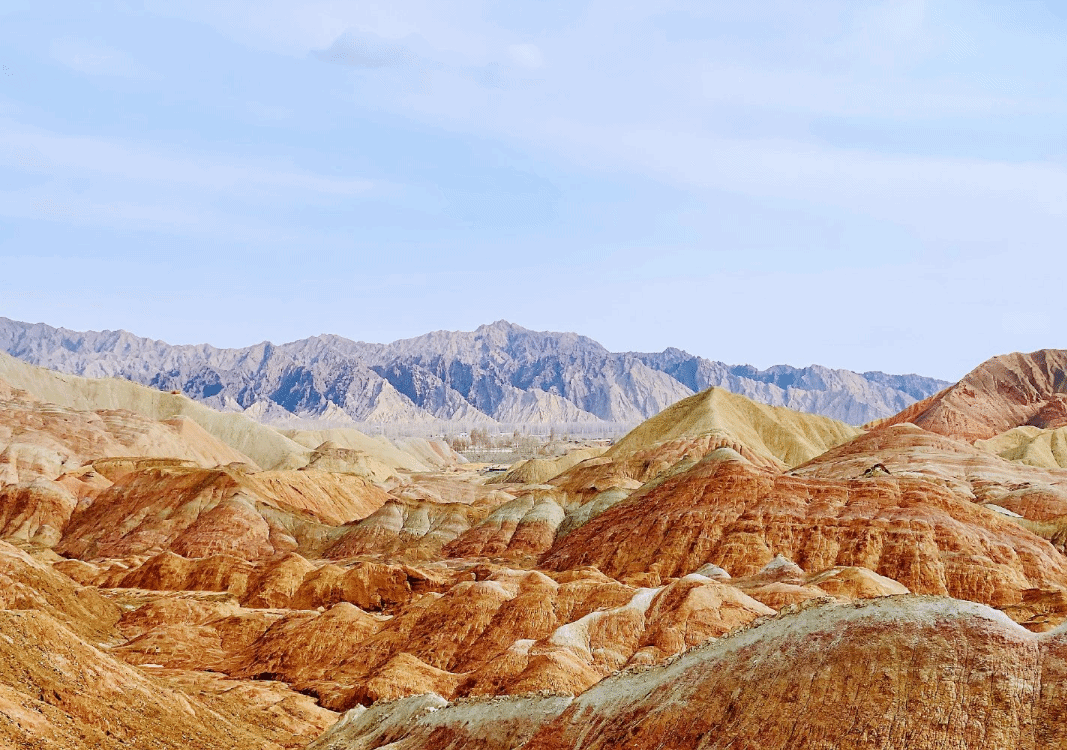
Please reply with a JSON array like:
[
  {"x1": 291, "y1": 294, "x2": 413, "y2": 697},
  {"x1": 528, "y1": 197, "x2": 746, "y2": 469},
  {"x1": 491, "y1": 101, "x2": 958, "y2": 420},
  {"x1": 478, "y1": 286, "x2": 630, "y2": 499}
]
[
  {"x1": 976, "y1": 426, "x2": 1067, "y2": 470},
  {"x1": 607, "y1": 387, "x2": 861, "y2": 469}
]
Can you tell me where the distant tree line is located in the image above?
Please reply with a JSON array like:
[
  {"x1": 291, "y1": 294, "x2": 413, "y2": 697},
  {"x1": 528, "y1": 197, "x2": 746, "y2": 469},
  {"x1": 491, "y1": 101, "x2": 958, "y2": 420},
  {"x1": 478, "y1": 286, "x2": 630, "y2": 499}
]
[{"x1": 354, "y1": 421, "x2": 637, "y2": 441}]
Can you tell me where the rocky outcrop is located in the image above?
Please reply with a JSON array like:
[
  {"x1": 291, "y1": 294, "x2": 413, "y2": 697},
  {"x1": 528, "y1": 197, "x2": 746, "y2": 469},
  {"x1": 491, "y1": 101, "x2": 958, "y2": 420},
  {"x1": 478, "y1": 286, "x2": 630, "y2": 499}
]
[
  {"x1": 307, "y1": 693, "x2": 572, "y2": 750},
  {"x1": 0, "y1": 351, "x2": 445, "y2": 473},
  {"x1": 0, "y1": 479, "x2": 78, "y2": 546},
  {"x1": 0, "y1": 351, "x2": 316, "y2": 470},
  {"x1": 327, "y1": 498, "x2": 489, "y2": 562},
  {"x1": 791, "y1": 423, "x2": 1067, "y2": 499},
  {"x1": 640, "y1": 349, "x2": 948, "y2": 424},
  {"x1": 444, "y1": 490, "x2": 566, "y2": 560},
  {"x1": 489, "y1": 448, "x2": 606, "y2": 486},
  {"x1": 453, "y1": 391, "x2": 862, "y2": 561},
  {"x1": 301, "y1": 442, "x2": 400, "y2": 483},
  {"x1": 543, "y1": 386, "x2": 861, "y2": 517},
  {"x1": 601, "y1": 386, "x2": 861, "y2": 469},
  {"x1": 69, "y1": 551, "x2": 452, "y2": 612},
  {"x1": 72, "y1": 558, "x2": 782, "y2": 709},
  {"x1": 283, "y1": 429, "x2": 449, "y2": 472},
  {"x1": 224, "y1": 566, "x2": 774, "y2": 708},
  {"x1": 322, "y1": 475, "x2": 516, "y2": 562},
  {"x1": 789, "y1": 423, "x2": 1067, "y2": 557},
  {"x1": 522, "y1": 597, "x2": 1067, "y2": 750}
]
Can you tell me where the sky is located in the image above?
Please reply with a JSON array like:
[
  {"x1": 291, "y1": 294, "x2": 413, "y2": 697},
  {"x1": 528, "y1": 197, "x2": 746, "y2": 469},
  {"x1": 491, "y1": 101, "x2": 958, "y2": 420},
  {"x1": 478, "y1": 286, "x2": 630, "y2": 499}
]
[{"x1": 1, "y1": 1, "x2": 1065, "y2": 381}]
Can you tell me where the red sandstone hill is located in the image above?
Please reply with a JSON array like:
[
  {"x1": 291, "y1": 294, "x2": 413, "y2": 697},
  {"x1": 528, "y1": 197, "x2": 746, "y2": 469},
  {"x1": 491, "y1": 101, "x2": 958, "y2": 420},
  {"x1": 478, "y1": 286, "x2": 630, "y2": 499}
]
[
  {"x1": 524, "y1": 596, "x2": 1067, "y2": 750},
  {"x1": 8, "y1": 351, "x2": 1067, "y2": 749},
  {"x1": 53, "y1": 463, "x2": 392, "y2": 560},
  {"x1": 541, "y1": 450, "x2": 1067, "y2": 606},
  {"x1": 309, "y1": 597, "x2": 1067, "y2": 750},
  {"x1": 877, "y1": 349, "x2": 1067, "y2": 441}
]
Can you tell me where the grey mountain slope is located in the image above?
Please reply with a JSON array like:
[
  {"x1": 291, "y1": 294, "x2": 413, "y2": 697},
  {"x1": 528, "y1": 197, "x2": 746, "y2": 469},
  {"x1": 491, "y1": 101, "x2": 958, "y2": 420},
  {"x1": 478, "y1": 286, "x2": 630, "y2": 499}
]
[
  {"x1": 0, "y1": 350, "x2": 307, "y2": 470},
  {"x1": 349, "y1": 324, "x2": 694, "y2": 423},
  {"x1": 0, "y1": 321, "x2": 434, "y2": 424},
  {"x1": 0, "y1": 318, "x2": 949, "y2": 426},
  {"x1": 633, "y1": 348, "x2": 947, "y2": 426},
  {"x1": 0, "y1": 350, "x2": 440, "y2": 474}
]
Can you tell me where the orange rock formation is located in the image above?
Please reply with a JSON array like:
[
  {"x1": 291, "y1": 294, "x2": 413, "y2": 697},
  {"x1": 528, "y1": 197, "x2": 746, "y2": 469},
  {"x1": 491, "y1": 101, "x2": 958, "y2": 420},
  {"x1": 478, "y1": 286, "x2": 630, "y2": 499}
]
[
  {"x1": 543, "y1": 451, "x2": 1067, "y2": 606},
  {"x1": 878, "y1": 349, "x2": 1067, "y2": 441},
  {"x1": 6, "y1": 352, "x2": 1067, "y2": 749}
]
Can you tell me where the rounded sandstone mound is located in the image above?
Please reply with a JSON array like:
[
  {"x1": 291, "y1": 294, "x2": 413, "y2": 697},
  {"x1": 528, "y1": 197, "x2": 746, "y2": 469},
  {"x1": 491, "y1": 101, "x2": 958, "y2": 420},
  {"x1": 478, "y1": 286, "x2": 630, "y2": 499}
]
[
  {"x1": 541, "y1": 453, "x2": 1067, "y2": 605},
  {"x1": 603, "y1": 386, "x2": 861, "y2": 470},
  {"x1": 521, "y1": 596, "x2": 1067, "y2": 750},
  {"x1": 310, "y1": 596, "x2": 1067, "y2": 750}
]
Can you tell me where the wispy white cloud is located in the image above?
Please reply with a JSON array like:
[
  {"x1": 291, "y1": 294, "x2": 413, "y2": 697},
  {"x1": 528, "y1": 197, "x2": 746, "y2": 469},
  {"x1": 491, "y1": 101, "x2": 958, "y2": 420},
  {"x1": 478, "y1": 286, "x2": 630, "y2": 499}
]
[
  {"x1": 696, "y1": 63, "x2": 1061, "y2": 119},
  {"x1": 115, "y1": 1, "x2": 1067, "y2": 250},
  {"x1": 834, "y1": 0, "x2": 931, "y2": 68},
  {"x1": 532, "y1": 119, "x2": 1067, "y2": 241},
  {"x1": 0, "y1": 119, "x2": 377, "y2": 241},
  {"x1": 0, "y1": 180, "x2": 304, "y2": 243},
  {"x1": 50, "y1": 38, "x2": 153, "y2": 78},
  {"x1": 146, "y1": 0, "x2": 504, "y2": 63},
  {"x1": 508, "y1": 43, "x2": 543, "y2": 70},
  {"x1": 313, "y1": 30, "x2": 427, "y2": 70},
  {"x1": 0, "y1": 120, "x2": 375, "y2": 197},
  {"x1": 5, "y1": 0, "x2": 1066, "y2": 378},
  {"x1": 307, "y1": 25, "x2": 545, "y2": 96}
]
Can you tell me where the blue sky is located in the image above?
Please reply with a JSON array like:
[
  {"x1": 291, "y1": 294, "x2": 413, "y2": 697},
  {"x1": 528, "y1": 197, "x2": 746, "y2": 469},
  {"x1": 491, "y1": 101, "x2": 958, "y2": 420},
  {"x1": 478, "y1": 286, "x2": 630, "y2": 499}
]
[{"x1": 1, "y1": 1, "x2": 1065, "y2": 380}]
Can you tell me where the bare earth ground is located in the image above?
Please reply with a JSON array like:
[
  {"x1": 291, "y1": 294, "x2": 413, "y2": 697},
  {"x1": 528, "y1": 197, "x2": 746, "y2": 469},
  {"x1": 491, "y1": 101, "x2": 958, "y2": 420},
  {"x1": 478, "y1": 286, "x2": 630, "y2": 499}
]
[{"x1": 4, "y1": 349, "x2": 1067, "y2": 748}]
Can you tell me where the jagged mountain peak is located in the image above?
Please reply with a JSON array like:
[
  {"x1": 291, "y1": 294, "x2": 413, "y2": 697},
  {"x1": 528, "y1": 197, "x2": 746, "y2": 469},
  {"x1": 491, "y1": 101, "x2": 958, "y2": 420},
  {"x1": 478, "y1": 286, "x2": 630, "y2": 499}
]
[
  {"x1": 378, "y1": 320, "x2": 611, "y2": 364},
  {"x1": 0, "y1": 317, "x2": 949, "y2": 427},
  {"x1": 476, "y1": 319, "x2": 526, "y2": 333}
]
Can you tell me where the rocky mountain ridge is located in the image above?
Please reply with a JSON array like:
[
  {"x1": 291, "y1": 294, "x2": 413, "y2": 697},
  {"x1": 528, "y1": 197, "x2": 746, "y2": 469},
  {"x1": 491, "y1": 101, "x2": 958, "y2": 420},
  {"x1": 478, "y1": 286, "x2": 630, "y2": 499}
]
[{"x1": 0, "y1": 318, "x2": 947, "y2": 427}]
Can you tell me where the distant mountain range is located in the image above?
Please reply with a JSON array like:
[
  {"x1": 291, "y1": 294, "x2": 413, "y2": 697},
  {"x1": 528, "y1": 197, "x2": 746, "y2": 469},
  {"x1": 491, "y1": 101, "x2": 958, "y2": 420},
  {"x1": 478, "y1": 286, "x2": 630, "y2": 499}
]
[{"x1": 0, "y1": 318, "x2": 949, "y2": 427}]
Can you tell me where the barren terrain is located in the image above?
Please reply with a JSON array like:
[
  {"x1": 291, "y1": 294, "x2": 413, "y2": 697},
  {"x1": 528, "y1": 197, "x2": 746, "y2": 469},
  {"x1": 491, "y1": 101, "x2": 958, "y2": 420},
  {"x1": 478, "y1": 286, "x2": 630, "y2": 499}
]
[{"x1": 3, "y1": 347, "x2": 1067, "y2": 748}]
